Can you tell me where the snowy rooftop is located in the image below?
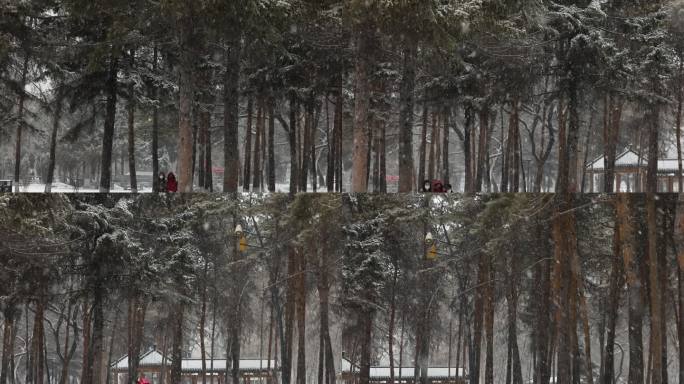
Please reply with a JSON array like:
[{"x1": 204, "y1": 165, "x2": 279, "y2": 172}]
[
  {"x1": 340, "y1": 358, "x2": 466, "y2": 379},
  {"x1": 587, "y1": 149, "x2": 684, "y2": 174},
  {"x1": 113, "y1": 350, "x2": 276, "y2": 373}
]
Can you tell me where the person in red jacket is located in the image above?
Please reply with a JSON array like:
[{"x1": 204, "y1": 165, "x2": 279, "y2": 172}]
[
  {"x1": 136, "y1": 373, "x2": 151, "y2": 384},
  {"x1": 166, "y1": 172, "x2": 178, "y2": 192}
]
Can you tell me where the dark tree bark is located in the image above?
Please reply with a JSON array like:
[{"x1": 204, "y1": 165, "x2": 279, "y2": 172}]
[
  {"x1": 170, "y1": 304, "x2": 184, "y2": 384},
  {"x1": 418, "y1": 104, "x2": 428, "y2": 188},
  {"x1": 464, "y1": 107, "x2": 474, "y2": 193},
  {"x1": 675, "y1": 193, "x2": 684, "y2": 384},
  {"x1": 351, "y1": 23, "x2": 373, "y2": 192},
  {"x1": 359, "y1": 310, "x2": 373, "y2": 384},
  {"x1": 1, "y1": 304, "x2": 18, "y2": 384},
  {"x1": 484, "y1": 255, "x2": 495, "y2": 384},
  {"x1": 470, "y1": 254, "x2": 485, "y2": 384},
  {"x1": 335, "y1": 87, "x2": 344, "y2": 192},
  {"x1": 295, "y1": 248, "x2": 307, "y2": 384},
  {"x1": 45, "y1": 86, "x2": 63, "y2": 193},
  {"x1": 268, "y1": 97, "x2": 276, "y2": 192},
  {"x1": 398, "y1": 41, "x2": 417, "y2": 192},
  {"x1": 476, "y1": 106, "x2": 489, "y2": 192},
  {"x1": 99, "y1": 52, "x2": 119, "y2": 192},
  {"x1": 13, "y1": 53, "x2": 29, "y2": 184},
  {"x1": 223, "y1": 36, "x2": 241, "y2": 192},
  {"x1": 127, "y1": 49, "x2": 138, "y2": 193},
  {"x1": 428, "y1": 111, "x2": 437, "y2": 182},
  {"x1": 283, "y1": 247, "x2": 296, "y2": 384},
  {"x1": 151, "y1": 46, "x2": 161, "y2": 192},
  {"x1": 602, "y1": 94, "x2": 621, "y2": 193},
  {"x1": 127, "y1": 295, "x2": 146, "y2": 384},
  {"x1": 243, "y1": 98, "x2": 253, "y2": 191},
  {"x1": 601, "y1": 210, "x2": 623, "y2": 384},
  {"x1": 326, "y1": 96, "x2": 335, "y2": 192},
  {"x1": 616, "y1": 194, "x2": 644, "y2": 384},
  {"x1": 506, "y1": 253, "x2": 523, "y2": 384},
  {"x1": 442, "y1": 107, "x2": 450, "y2": 186},
  {"x1": 177, "y1": 17, "x2": 195, "y2": 193},
  {"x1": 254, "y1": 99, "x2": 263, "y2": 192},
  {"x1": 289, "y1": 94, "x2": 299, "y2": 194},
  {"x1": 150, "y1": 45, "x2": 162, "y2": 192}
]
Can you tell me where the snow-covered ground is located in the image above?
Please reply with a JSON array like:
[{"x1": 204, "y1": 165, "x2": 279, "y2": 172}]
[
  {"x1": 12, "y1": 182, "x2": 154, "y2": 193},
  {"x1": 8, "y1": 182, "x2": 332, "y2": 193}
]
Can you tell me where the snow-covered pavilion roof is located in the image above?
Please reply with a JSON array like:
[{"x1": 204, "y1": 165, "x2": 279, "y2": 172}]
[
  {"x1": 587, "y1": 149, "x2": 645, "y2": 170},
  {"x1": 340, "y1": 358, "x2": 466, "y2": 379},
  {"x1": 113, "y1": 350, "x2": 276, "y2": 373},
  {"x1": 587, "y1": 149, "x2": 684, "y2": 174}
]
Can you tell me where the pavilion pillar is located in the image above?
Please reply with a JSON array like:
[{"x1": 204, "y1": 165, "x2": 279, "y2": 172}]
[{"x1": 615, "y1": 173, "x2": 621, "y2": 192}]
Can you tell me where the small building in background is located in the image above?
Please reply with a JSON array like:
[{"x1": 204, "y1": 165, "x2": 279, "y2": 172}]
[
  {"x1": 585, "y1": 149, "x2": 684, "y2": 192},
  {"x1": 112, "y1": 350, "x2": 278, "y2": 384},
  {"x1": 338, "y1": 357, "x2": 467, "y2": 384}
]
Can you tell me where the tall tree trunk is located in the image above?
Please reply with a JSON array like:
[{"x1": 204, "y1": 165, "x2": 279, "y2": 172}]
[
  {"x1": 646, "y1": 96, "x2": 662, "y2": 384},
  {"x1": 674, "y1": 193, "x2": 684, "y2": 384},
  {"x1": 177, "y1": 17, "x2": 195, "y2": 192},
  {"x1": 603, "y1": 94, "x2": 621, "y2": 193},
  {"x1": 127, "y1": 294, "x2": 146, "y2": 384},
  {"x1": 676, "y1": 54, "x2": 683, "y2": 191},
  {"x1": 471, "y1": 254, "x2": 485, "y2": 384},
  {"x1": 30, "y1": 293, "x2": 46, "y2": 384},
  {"x1": 398, "y1": 41, "x2": 416, "y2": 192},
  {"x1": 268, "y1": 97, "x2": 276, "y2": 192},
  {"x1": 45, "y1": 86, "x2": 63, "y2": 193},
  {"x1": 552, "y1": 194, "x2": 579, "y2": 384},
  {"x1": 299, "y1": 103, "x2": 311, "y2": 192},
  {"x1": 289, "y1": 94, "x2": 299, "y2": 194},
  {"x1": 295, "y1": 248, "x2": 306, "y2": 384},
  {"x1": 223, "y1": 35, "x2": 241, "y2": 192},
  {"x1": 254, "y1": 99, "x2": 263, "y2": 192},
  {"x1": 418, "y1": 104, "x2": 428, "y2": 188},
  {"x1": 13, "y1": 53, "x2": 29, "y2": 184},
  {"x1": 335, "y1": 86, "x2": 344, "y2": 192},
  {"x1": 283, "y1": 247, "x2": 296, "y2": 384},
  {"x1": 99, "y1": 52, "x2": 118, "y2": 192},
  {"x1": 510, "y1": 99, "x2": 521, "y2": 192},
  {"x1": 507, "y1": 255, "x2": 523, "y2": 384},
  {"x1": 310, "y1": 105, "x2": 318, "y2": 192},
  {"x1": 359, "y1": 310, "x2": 373, "y2": 384},
  {"x1": 85, "y1": 288, "x2": 105, "y2": 384},
  {"x1": 428, "y1": 111, "x2": 437, "y2": 182},
  {"x1": 325, "y1": 96, "x2": 335, "y2": 192},
  {"x1": 80, "y1": 301, "x2": 91, "y2": 384},
  {"x1": 1, "y1": 305, "x2": 17, "y2": 384},
  {"x1": 378, "y1": 121, "x2": 384, "y2": 193},
  {"x1": 443, "y1": 107, "x2": 451, "y2": 186},
  {"x1": 351, "y1": 23, "x2": 373, "y2": 192},
  {"x1": 127, "y1": 50, "x2": 138, "y2": 193},
  {"x1": 476, "y1": 106, "x2": 489, "y2": 192},
  {"x1": 243, "y1": 98, "x2": 253, "y2": 191},
  {"x1": 151, "y1": 46, "x2": 161, "y2": 192},
  {"x1": 464, "y1": 108, "x2": 473, "y2": 193},
  {"x1": 601, "y1": 211, "x2": 623, "y2": 384},
  {"x1": 616, "y1": 194, "x2": 644, "y2": 384},
  {"x1": 388, "y1": 267, "x2": 397, "y2": 384},
  {"x1": 484, "y1": 255, "x2": 495, "y2": 384},
  {"x1": 647, "y1": 193, "x2": 662, "y2": 384},
  {"x1": 200, "y1": 261, "x2": 209, "y2": 384},
  {"x1": 317, "y1": 263, "x2": 334, "y2": 384},
  {"x1": 170, "y1": 303, "x2": 184, "y2": 384}
]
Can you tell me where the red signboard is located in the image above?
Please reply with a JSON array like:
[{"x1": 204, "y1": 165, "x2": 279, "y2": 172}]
[
  {"x1": 386, "y1": 175, "x2": 399, "y2": 182},
  {"x1": 212, "y1": 167, "x2": 224, "y2": 174}
]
